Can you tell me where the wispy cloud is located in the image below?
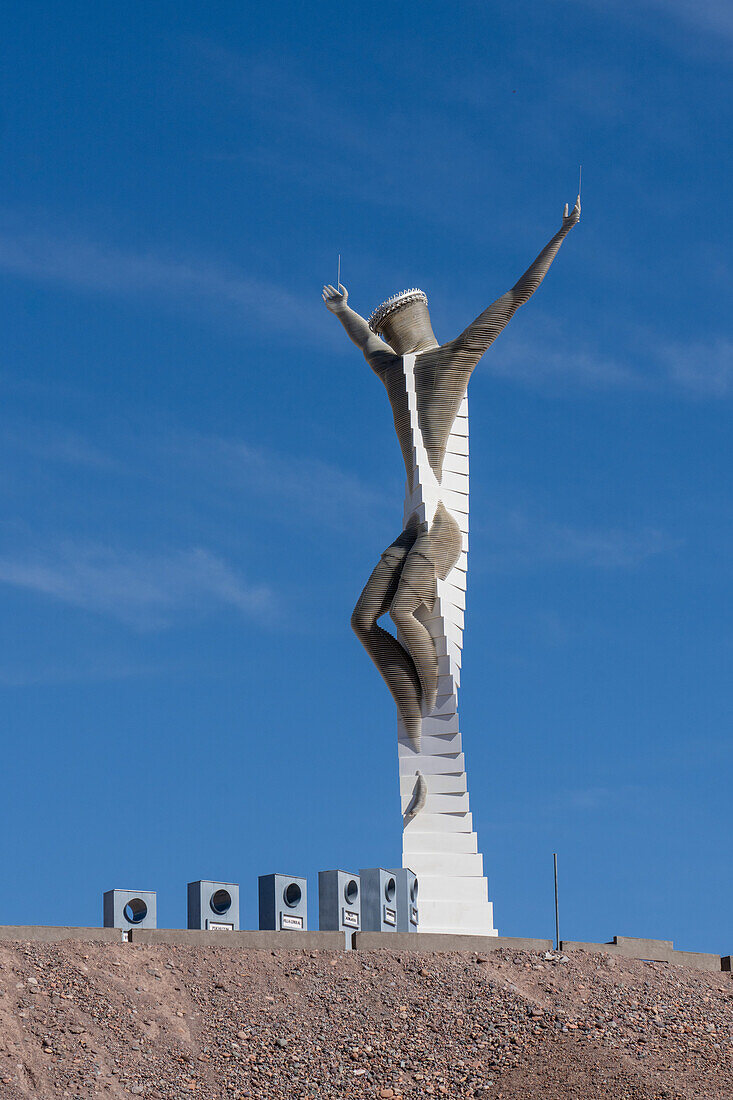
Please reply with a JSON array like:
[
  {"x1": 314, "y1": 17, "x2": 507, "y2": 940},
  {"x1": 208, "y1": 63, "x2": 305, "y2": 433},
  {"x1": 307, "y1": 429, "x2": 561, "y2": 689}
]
[
  {"x1": 630, "y1": 0, "x2": 733, "y2": 40},
  {"x1": 479, "y1": 315, "x2": 733, "y2": 398},
  {"x1": 486, "y1": 781, "x2": 649, "y2": 832},
  {"x1": 166, "y1": 433, "x2": 393, "y2": 534},
  {"x1": 487, "y1": 327, "x2": 641, "y2": 390},
  {"x1": 567, "y1": 0, "x2": 733, "y2": 48},
  {"x1": 192, "y1": 43, "x2": 511, "y2": 228},
  {"x1": 0, "y1": 412, "x2": 394, "y2": 587},
  {"x1": 0, "y1": 422, "x2": 118, "y2": 470},
  {"x1": 657, "y1": 337, "x2": 733, "y2": 397},
  {"x1": 481, "y1": 507, "x2": 677, "y2": 571},
  {"x1": 560, "y1": 784, "x2": 646, "y2": 811},
  {"x1": 0, "y1": 543, "x2": 274, "y2": 628},
  {"x1": 0, "y1": 219, "x2": 326, "y2": 343},
  {"x1": 0, "y1": 656, "x2": 169, "y2": 688},
  {"x1": 196, "y1": 45, "x2": 377, "y2": 161}
]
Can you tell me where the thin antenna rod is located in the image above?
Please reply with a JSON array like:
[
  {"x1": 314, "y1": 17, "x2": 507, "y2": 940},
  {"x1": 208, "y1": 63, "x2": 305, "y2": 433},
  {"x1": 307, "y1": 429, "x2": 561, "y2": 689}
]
[
  {"x1": 578, "y1": 165, "x2": 582, "y2": 199},
  {"x1": 337, "y1": 253, "x2": 341, "y2": 288},
  {"x1": 553, "y1": 852, "x2": 560, "y2": 951}
]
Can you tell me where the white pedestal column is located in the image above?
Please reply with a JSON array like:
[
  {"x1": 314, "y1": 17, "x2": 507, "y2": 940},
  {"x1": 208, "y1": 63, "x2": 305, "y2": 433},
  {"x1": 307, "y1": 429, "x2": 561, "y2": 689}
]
[{"x1": 398, "y1": 363, "x2": 497, "y2": 936}]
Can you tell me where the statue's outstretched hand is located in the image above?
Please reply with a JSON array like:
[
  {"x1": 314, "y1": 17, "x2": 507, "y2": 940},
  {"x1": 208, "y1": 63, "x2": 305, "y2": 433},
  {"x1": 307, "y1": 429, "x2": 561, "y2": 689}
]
[
  {"x1": 562, "y1": 196, "x2": 581, "y2": 230},
  {"x1": 322, "y1": 283, "x2": 348, "y2": 313}
]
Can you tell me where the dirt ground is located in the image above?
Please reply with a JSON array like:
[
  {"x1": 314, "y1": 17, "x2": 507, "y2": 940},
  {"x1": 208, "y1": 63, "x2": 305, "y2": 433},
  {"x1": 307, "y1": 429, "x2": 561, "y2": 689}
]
[{"x1": 0, "y1": 940, "x2": 731, "y2": 1099}]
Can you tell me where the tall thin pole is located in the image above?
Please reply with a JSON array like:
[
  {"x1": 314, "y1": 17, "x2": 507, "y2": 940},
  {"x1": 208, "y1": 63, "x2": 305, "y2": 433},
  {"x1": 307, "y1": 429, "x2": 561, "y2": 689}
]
[{"x1": 553, "y1": 852, "x2": 560, "y2": 951}]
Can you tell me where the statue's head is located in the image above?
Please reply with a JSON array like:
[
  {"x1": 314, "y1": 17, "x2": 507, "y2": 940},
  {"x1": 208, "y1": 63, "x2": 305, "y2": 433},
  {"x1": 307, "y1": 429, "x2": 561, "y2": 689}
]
[{"x1": 368, "y1": 289, "x2": 438, "y2": 355}]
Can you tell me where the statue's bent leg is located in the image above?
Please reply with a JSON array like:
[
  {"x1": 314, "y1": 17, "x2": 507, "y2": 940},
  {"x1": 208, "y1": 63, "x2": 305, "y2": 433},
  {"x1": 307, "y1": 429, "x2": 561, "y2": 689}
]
[
  {"x1": 389, "y1": 504, "x2": 462, "y2": 714},
  {"x1": 389, "y1": 533, "x2": 440, "y2": 715},
  {"x1": 351, "y1": 527, "x2": 423, "y2": 743}
]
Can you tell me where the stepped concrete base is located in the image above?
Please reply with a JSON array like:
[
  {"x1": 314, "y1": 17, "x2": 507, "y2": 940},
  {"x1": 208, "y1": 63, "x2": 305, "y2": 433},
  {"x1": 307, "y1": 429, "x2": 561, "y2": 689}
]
[{"x1": 561, "y1": 936, "x2": 721, "y2": 972}]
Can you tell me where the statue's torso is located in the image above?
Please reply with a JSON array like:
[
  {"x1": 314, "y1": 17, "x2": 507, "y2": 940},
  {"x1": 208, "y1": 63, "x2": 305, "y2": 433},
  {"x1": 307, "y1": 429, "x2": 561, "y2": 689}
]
[{"x1": 371, "y1": 345, "x2": 473, "y2": 487}]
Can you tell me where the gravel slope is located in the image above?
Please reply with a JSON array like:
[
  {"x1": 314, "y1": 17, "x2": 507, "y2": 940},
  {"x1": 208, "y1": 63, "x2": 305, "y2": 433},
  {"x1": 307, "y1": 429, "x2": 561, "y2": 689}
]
[{"x1": 0, "y1": 941, "x2": 731, "y2": 1098}]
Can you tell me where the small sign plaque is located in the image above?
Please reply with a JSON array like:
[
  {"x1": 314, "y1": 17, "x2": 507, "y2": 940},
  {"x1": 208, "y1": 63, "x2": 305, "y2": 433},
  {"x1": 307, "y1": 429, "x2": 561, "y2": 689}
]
[
  {"x1": 383, "y1": 906, "x2": 396, "y2": 926},
  {"x1": 207, "y1": 921, "x2": 234, "y2": 931},
  {"x1": 281, "y1": 913, "x2": 304, "y2": 931},
  {"x1": 342, "y1": 908, "x2": 359, "y2": 928}
]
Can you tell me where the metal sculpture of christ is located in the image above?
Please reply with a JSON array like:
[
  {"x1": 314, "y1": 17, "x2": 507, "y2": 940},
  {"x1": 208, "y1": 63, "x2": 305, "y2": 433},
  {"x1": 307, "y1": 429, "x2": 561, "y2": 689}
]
[{"x1": 324, "y1": 196, "x2": 580, "y2": 747}]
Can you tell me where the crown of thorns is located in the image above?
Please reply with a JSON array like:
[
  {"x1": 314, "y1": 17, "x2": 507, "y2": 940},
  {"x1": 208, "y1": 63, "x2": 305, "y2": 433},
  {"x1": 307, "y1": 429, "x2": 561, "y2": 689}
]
[{"x1": 367, "y1": 289, "x2": 428, "y2": 334}]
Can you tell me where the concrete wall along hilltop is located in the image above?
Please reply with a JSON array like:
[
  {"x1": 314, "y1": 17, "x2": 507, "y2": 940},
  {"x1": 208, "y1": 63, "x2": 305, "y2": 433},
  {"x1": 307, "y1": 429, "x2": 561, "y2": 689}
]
[{"x1": 0, "y1": 926, "x2": 727, "y2": 972}]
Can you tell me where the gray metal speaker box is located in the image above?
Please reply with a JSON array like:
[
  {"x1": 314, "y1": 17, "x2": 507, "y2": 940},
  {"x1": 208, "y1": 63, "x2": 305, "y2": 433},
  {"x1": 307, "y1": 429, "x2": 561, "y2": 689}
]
[
  {"x1": 318, "y1": 870, "x2": 360, "y2": 932},
  {"x1": 258, "y1": 873, "x2": 307, "y2": 931},
  {"x1": 389, "y1": 868, "x2": 419, "y2": 932},
  {"x1": 187, "y1": 880, "x2": 240, "y2": 930},
  {"x1": 359, "y1": 868, "x2": 398, "y2": 932},
  {"x1": 103, "y1": 889, "x2": 157, "y2": 930}
]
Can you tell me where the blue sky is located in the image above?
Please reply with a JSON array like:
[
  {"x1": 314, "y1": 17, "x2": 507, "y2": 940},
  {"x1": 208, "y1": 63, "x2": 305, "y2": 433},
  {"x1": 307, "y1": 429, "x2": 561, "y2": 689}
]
[{"x1": 1, "y1": 0, "x2": 731, "y2": 950}]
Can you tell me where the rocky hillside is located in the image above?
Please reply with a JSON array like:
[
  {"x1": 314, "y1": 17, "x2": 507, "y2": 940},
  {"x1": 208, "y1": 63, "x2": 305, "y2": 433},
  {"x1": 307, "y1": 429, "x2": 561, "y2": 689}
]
[{"x1": 0, "y1": 940, "x2": 730, "y2": 1098}]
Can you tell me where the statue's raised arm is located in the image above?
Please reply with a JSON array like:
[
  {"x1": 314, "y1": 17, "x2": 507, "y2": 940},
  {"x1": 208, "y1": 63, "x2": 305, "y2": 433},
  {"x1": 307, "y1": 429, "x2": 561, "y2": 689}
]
[
  {"x1": 322, "y1": 282, "x2": 388, "y2": 364},
  {"x1": 448, "y1": 196, "x2": 580, "y2": 366}
]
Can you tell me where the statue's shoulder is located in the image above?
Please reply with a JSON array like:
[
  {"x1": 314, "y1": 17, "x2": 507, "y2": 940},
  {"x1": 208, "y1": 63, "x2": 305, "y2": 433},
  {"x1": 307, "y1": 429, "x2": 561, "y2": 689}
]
[{"x1": 366, "y1": 347, "x2": 401, "y2": 376}]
